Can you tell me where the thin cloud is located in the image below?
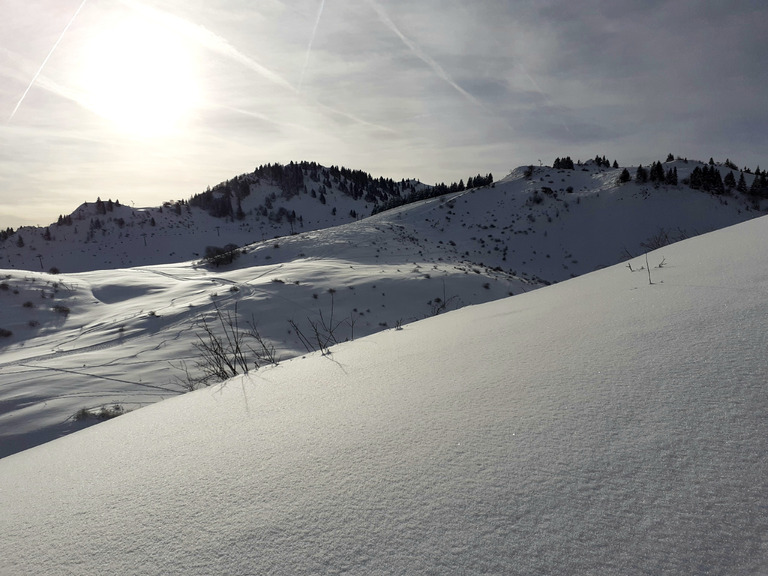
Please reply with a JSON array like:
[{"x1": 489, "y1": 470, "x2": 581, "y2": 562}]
[
  {"x1": 1, "y1": 47, "x2": 95, "y2": 119},
  {"x1": 364, "y1": 0, "x2": 480, "y2": 106},
  {"x1": 8, "y1": 0, "x2": 89, "y2": 122},
  {"x1": 118, "y1": 0, "x2": 393, "y2": 133},
  {"x1": 516, "y1": 65, "x2": 572, "y2": 136},
  {"x1": 118, "y1": 0, "x2": 297, "y2": 94},
  {"x1": 310, "y1": 98, "x2": 398, "y2": 134},
  {"x1": 299, "y1": 0, "x2": 326, "y2": 92}
]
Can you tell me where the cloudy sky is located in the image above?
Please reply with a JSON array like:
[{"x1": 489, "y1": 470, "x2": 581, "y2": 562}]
[{"x1": 1, "y1": 0, "x2": 766, "y2": 229}]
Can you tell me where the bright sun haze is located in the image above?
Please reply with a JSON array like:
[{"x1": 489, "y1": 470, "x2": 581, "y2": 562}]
[{"x1": 80, "y1": 17, "x2": 200, "y2": 138}]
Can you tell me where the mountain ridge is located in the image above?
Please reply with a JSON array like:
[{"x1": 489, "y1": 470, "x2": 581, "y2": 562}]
[{"x1": 1, "y1": 157, "x2": 765, "y2": 274}]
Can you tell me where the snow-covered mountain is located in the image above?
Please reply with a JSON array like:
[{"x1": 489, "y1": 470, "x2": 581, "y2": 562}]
[
  {"x1": 1, "y1": 158, "x2": 763, "y2": 277},
  {"x1": 0, "y1": 157, "x2": 766, "y2": 459},
  {"x1": 1, "y1": 161, "x2": 429, "y2": 273},
  {"x1": 1, "y1": 210, "x2": 766, "y2": 575}
]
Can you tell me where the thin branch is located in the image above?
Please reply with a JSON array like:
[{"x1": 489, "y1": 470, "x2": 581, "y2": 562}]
[{"x1": 645, "y1": 253, "x2": 653, "y2": 285}]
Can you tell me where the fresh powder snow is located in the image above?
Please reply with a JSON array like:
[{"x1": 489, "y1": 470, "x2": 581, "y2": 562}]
[{"x1": 1, "y1": 214, "x2": 766, "y2": 574}]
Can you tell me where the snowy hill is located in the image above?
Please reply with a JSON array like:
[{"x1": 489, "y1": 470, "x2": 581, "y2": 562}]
[
  {"x1": 1, "y1": 158, "x2": 764, "y2": 277},
  {"x1": 1, "y1": 214, "x2": 766, "y2": 575},
  {"x1": 0, "y1": 161, "x2": 427, "y2": 273},
  {"x1": 1, "y1": 158, "x2": 767, "y2": 458}
]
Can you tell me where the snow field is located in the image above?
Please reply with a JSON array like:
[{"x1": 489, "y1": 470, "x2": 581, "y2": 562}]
[
  {"x1": 1, "y1": 215, "x2": 766, "y2": 574},
  {"x1": 1, "y1": 159, "x2": 766, "y2": 456}
]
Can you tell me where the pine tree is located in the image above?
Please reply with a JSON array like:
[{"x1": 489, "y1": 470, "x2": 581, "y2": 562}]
[
  {"x1": 752, "y1": 173, "x2": 768, "y2": 198},
  {"x1": 558, "y1": 157, "x2": 574, "y2": 170},
  {"x1": 737, "y1": 172, "x2": 747, "y2": 193},
  {"x1": 649, "y1": 161, "x2": 665, "y2": 183},
  {"x1": 724, "y1": 171, "x2": 736, "y2": 190},
  {"x1": 618, "y1": 168, "x2": 631, "y2": 183},
  {"x1": 524, "y1": 165, "x2": 534, "y2": 179},
  {"x1": 700, "y1": 165, "x2": 717, "y2": 192},
  {"x1": 712, "y1": 170, "x2": 725, "y2": 195},
  {"x1": 635, "y1": 165, "x2": 648, "y2": 183},
  {"x1": 689, "y1": 167, "x2": 703, "y2": 190}
]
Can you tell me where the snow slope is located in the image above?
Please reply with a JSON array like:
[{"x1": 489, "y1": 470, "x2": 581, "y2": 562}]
[
  {"x1": 1, "y1": 159, "x2": 766, "y2": 458},
  {"x1": 0, "y1": 214, "x2": 526, "y2": 458},
  {"x1": 1, "y1": 215, "x2": 766, "y2": 575}
]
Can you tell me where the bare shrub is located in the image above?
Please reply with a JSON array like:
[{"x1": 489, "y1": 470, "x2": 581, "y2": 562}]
[
  {"x1": 202, "y1": 244, "x2": 241, "y2": 267},
  {"x1": 179, "y1": 303, "x2": 279, "y2": 390},
  {"x1": 428, "y1": 281, "x2": 460, "y2": 316},
  {"x1": 288, "y1": 289, "x2": 356, "y2": 356},
  {"x1": 640, "y1": 227, "x2": 690, "y2": 251}
]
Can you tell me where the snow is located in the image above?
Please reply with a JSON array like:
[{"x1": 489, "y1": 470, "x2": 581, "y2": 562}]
[
  {"x1": 1, "y1": 160, "x2": 766, "y2": 457},
  {"x1": 1, "y1": 214, "x2": 767, "y2": 574}
]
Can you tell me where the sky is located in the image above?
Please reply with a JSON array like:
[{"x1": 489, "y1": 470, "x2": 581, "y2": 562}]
[{"x1": 1, "y1": 0, "x2": 767, "y2": 229}]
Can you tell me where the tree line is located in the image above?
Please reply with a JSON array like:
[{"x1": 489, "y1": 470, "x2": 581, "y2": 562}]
[{"x1": 371, "y1": 173, "x2": 493, "y2": 216}]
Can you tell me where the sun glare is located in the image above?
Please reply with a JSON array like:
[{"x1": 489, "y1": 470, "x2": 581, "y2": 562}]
[{"x1": 81, "y1": 18, "x2": 200, "y2": 137}]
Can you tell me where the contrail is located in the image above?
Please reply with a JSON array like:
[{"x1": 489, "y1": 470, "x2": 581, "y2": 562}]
[
  {"x1": 310, "y1": 97, "x2": 397, "y2": 133},
  {"x1": 299, "y1": 0, "x2": 326, "y2": 92},
  {"x1": 518, "y1": 65, "x2": 572, "y2": 135},
  {"x1": 8, "y1": 0, "x2": 89, "y2": 122},
  {"x1": 365, "y1": 0, "x2": 480, "y2": 106},
  {"x1": 118, "y1": 0, "x2": 297, "y2": 93},
  {"x1": 119, "y1": 0, "x2": 394, "y2": 132}
]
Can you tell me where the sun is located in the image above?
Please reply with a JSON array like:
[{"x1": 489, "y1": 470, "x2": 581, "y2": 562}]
[{"x1": 81, "y1": 18, "x2": 200, "y2": 137}]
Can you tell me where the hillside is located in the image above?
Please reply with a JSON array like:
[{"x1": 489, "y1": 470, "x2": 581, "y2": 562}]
[
  {"x1": 1, "y1": 214, "x2": 766, "y2": 574},
  {"x1": 1, "y1": 158, "x2": 766, "y2": 458},
  {"x1": 1, "y1": 158, "x2": 764, "y2": 277},
  {"x1": 0, "y1": 161, "x2": 426, "y2": 273}
]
